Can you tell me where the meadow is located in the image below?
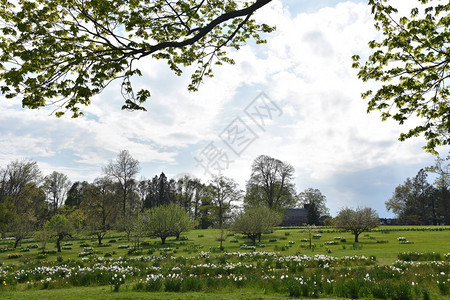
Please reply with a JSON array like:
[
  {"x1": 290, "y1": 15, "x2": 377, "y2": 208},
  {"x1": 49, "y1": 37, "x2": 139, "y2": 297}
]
[{"x1": 0, "y1": 226, "x2": 449, "y2": 299}]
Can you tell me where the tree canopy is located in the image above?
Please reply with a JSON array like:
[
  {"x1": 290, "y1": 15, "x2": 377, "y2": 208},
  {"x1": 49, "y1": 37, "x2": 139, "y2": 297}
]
[
  {"x1": 245, "y1": 155, "x2": 296, "y2": 210},
  {"x1": 232, "y1": 205, "x2": 282, "y2": 244},
  {"x1": 386, "y1": 164, "x2": 450, "y2": 225},
  {"x1": 334, "y1": 207, "x2": 379, "y2": 242},
  {"x1": 352, "y1": 0, "x2": 449, "y2": 153},
  {"x1": 297, "y1": 188, "x2": 329, "y2": 225},
  {"x1": 0, "y1": 0, "x2": 274, "y2": 117}
]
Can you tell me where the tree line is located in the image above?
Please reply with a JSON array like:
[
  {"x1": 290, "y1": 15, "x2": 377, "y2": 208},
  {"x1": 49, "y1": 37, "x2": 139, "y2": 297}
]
[
  {"x1": 386, "y1": 156, "x2": 450, "y2": 225},
  {"x1": 0, "y1": 151, "x2": 331, "y2": 250}
]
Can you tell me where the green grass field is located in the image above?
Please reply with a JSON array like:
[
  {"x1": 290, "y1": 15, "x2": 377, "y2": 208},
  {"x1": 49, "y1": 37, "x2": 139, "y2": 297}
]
[{"x1": 1, "y1": 226, "x2": 449, "y2": 299}]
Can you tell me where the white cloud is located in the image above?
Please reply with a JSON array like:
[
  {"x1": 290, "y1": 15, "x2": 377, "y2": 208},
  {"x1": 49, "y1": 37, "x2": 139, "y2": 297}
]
[{"x1": 0, "y1": 0, "x2": 446, "y2": 216}]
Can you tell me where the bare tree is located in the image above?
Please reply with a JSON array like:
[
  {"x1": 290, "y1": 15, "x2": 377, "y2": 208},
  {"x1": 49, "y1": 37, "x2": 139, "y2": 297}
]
[
  {"x1": 206, "y1": 175, "x2": 242, "y2": 250},
  {"x1": 0, "y1": 159, "x2": 42, "y2": 200},
  {"x1": 81, "y1": 177, "x2": 118, "y2": 245},
  {"x1": 43, "y1": 171, "x2": 71, "y2": 213},
  {"x1": 103, "y1": 150, "x2": 140, "y2": 216},
  {"x1": 245, "y1": 155, "x2": 296, "y2": 210}
]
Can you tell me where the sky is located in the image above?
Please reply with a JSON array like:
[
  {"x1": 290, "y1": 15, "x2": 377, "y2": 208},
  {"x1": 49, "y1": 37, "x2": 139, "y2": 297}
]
[{"x1": 0, "y1": 0, "x2": 448, "y2": 217}]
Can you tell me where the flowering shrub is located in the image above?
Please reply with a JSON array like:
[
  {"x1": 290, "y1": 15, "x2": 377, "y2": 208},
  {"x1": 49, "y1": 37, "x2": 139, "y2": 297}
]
[
  {"x1": 240, "y1": 244, "x2": 256, "y2": 250},
  {"x1": 325, "y1": 241, "x2": 338, "y2": 245},
  {"x1": 110, "y1": 273, "x2": 125, "y2": 292}
]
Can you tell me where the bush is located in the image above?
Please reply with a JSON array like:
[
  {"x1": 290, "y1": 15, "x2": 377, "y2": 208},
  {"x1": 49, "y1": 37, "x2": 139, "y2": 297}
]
[
  {"x1": 325, "y1": 241, "x2": 338, "y2": 245},
  {"x1": 181, "y1": 276, "x2": 203, "y2": 292},
  {"x1": 398, "y1": 252, "x2": 441, "y2": 261},
  {"x1": 7, "y1": 253, "x2": 22, "y2": 259},
  {"x1": 240, "y1": 244, "x2": 256, "y2": 250},
  {"x1": 376, "y1": 240, "x2": 389, "y2": 244},
  {"x1": 165, "y1": 278, "x2": 182, "y2": 292},
  {"x1": 352, "y1": 243, "x2": 363, "y2": 250},
  {"x1": 135, "y1": 276, "x2": 163, "y2": 292}
]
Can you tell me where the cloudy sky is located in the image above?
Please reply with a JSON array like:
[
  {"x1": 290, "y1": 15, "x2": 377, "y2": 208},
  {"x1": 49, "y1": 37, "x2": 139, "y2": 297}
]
[{"x1": 0, "y1": 0, "x2": 448, "y2": 217}]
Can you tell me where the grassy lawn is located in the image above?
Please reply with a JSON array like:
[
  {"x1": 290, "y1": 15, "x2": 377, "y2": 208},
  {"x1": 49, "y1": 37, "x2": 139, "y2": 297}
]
[
  {"x1": 0, "y1": 286, "x2": 284, "y2": 300},
  {"x1": 4, "y1": 226, "x2": 449, "y2": 264},
  {"x1": 0, "y1": 226, "x2": 449, "y2": 299}
]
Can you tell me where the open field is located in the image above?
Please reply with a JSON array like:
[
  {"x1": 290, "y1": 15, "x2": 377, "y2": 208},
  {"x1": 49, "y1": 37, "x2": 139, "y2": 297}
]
[{"x1": 1, "y1": 226, "x2": 449, "y2": 299}]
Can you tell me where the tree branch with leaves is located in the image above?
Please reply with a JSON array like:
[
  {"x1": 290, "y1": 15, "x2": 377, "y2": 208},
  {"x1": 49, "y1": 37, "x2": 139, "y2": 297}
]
[
  {"x1": 352, "y1": 0, "x2": 449, "y2": 153},
  {"x1": 0, "y1": 0, "x2": 274, "y2": 117}
]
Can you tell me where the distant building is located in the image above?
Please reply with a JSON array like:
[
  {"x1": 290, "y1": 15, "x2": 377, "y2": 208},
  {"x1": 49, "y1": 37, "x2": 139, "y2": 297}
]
[
  {"x1": 282, "y1": 208, "x2": 308, "y2": 226},
  {"x1": 379, "y1": 218, "x2": 398, "y2": 225},
  {"x1": 282, "y1": 205, "x2": 331, "y2": 226}
]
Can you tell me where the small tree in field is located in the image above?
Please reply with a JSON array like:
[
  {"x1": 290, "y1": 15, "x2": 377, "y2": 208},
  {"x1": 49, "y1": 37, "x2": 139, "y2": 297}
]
[
  {"x1": 232, "y1": 205, "x2": 282, "y2": 244},
  {"x1": 146, "y1": 204, "x2": 192, "y2": 244},
  {"x1": 171, "y1": 206, "x2": 194, "y2": 240},
  {"x1": 44, "y1": 214, "x2": 73, "y2": 252},
  {"x1": 334, "y1": 207, "x2": 379, "y2": 243}
]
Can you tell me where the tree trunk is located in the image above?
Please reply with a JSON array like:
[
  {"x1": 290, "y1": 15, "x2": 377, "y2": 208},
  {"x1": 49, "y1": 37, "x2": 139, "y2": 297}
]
[
  {"x1": 354, "y1": 232, "x2": 359, "y2": 243},
  {"x1": 161, "y1": 236, "x2": 166, "y2": 244},
  {"x1": 56, "y1": 236, "x2": 62, "y2": 252},
  {"x1": 97, "y1": 233, "x2": 103, "y2": 245},
  {"x1": 14, "y1": 238, "x2": 20, "y2": 249}
]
